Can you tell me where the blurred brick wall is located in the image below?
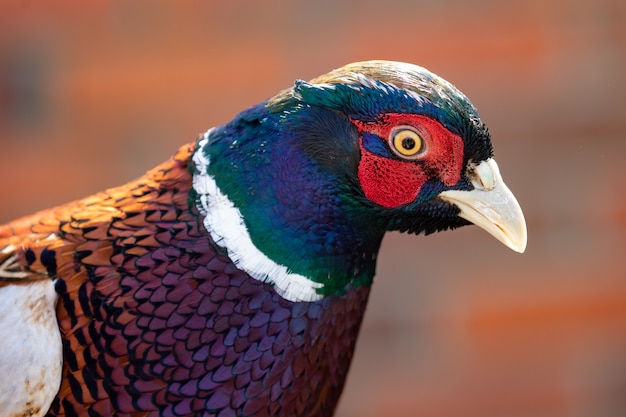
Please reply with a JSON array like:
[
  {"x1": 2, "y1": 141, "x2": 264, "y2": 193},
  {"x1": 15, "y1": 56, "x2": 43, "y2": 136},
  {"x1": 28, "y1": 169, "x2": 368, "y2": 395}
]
[{"x1": 1, "y1": 1, "x2": 625, "y2": 416}]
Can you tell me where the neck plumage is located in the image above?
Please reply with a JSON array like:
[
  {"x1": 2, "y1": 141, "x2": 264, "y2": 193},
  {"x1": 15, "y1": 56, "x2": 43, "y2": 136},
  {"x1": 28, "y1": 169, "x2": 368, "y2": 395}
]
[{"x1": 190, "y1": 117, "x2": 384, "y2": 302}]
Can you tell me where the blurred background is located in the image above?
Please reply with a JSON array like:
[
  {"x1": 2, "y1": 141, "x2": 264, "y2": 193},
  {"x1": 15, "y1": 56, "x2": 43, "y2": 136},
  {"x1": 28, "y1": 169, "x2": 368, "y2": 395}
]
[{"x1": 1, "y1": 1, "x2": 625, "y2": 416}]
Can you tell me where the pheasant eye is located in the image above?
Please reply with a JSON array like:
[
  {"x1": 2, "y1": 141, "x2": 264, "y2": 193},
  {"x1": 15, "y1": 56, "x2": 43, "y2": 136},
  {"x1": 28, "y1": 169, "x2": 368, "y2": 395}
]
[{"x1": 390, "y1": 128, "x2": 425, "y2": 159}]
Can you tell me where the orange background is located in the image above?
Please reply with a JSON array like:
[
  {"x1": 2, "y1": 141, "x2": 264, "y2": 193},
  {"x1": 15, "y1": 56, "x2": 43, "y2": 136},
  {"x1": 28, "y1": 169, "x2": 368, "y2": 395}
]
[{"x1": 1, "y1": 1, "x2": 625, "y2": 416}]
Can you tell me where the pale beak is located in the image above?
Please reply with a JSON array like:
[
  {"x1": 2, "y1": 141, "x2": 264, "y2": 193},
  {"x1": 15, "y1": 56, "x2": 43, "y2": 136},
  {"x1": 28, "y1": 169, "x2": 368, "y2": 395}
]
[{"x1": 439, "y1": 158, "x2": 527, "y2": 253}]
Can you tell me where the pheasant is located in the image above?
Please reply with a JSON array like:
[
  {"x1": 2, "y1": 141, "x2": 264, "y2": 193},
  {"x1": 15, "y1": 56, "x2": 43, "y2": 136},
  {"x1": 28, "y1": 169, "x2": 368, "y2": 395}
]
[{"x1": 0, "y1": 61, "x2": 526, "y2": 417}]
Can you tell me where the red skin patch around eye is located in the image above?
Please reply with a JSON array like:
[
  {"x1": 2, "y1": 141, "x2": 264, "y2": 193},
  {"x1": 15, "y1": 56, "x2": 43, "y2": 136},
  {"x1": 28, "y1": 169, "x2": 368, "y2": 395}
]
[{"x1": 353, "y1": 114, "x2": 464, "y2": 209}]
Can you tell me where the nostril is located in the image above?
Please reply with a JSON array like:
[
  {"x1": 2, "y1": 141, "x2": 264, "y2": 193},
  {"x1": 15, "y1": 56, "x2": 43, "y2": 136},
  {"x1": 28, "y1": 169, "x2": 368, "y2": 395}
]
[{"x1": 470, "y1": 159, "x2": 496, "y2": 191}]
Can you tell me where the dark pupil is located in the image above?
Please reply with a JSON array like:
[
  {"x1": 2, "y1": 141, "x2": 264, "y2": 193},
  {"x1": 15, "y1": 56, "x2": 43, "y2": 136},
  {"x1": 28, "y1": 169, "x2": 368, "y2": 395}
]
[{"x1": 401, "y1": 137, "x2": 416, "y2": 150}]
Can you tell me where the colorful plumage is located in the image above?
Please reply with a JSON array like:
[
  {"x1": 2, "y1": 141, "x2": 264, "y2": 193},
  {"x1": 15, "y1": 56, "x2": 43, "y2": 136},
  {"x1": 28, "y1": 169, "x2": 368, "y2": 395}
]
[{"x1": 0, "y1": 61, "x2": 526, "y2": 417}]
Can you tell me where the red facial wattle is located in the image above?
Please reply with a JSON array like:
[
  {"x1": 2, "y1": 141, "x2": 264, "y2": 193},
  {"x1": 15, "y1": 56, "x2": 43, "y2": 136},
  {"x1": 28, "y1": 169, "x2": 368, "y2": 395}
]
[{"x1": 353, "y1": 114, "x2": 465, "y2": 209}]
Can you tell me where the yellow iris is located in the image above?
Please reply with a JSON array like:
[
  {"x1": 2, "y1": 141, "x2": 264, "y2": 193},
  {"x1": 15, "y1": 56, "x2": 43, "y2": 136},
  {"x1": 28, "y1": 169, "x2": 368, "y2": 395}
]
[{"x1": 391, "y1": 128, "x2": 424, "y2": 158}]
